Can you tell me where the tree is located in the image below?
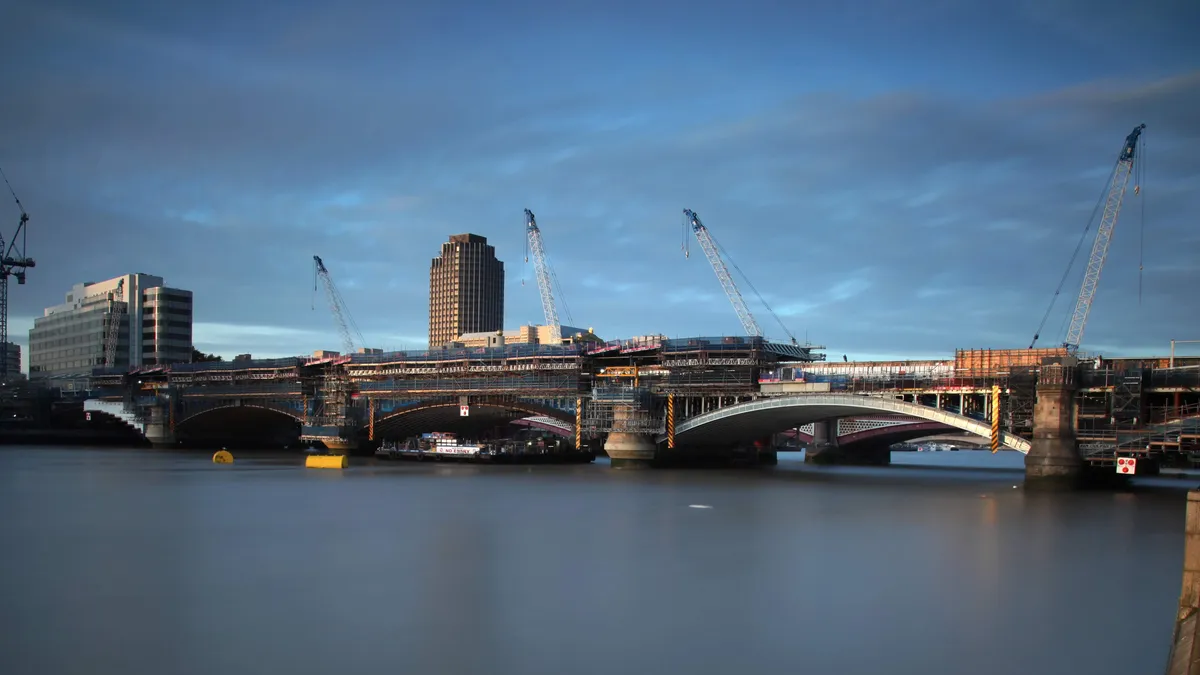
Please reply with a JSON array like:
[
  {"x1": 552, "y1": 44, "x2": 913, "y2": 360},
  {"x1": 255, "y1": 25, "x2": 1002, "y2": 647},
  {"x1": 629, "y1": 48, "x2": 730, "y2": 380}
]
[{"x1": 190, "y1": 348, "x2": 223, "y2": 363}]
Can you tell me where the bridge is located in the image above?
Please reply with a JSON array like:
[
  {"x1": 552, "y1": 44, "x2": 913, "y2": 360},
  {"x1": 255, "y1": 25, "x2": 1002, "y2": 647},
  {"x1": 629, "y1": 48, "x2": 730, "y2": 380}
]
[{"x1": 85, "y1": 337, "x2": 1200, "y2": 484}]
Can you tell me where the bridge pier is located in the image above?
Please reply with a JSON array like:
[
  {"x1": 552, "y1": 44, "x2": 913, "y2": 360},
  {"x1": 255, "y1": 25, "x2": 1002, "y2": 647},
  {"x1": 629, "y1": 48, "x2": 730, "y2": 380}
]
[
  {"x1": 144, "y1": 406, "x2": 176, "y2": 449},
  {"x1": 604, "y1": 432, "x2": 657, "y2": 468},
  {"x1": 804, "y1": 419, "x2": 840, "y2": 464},
  {"x1": 1024, "y1": 364, "x2": 1083, "y2": 490}
]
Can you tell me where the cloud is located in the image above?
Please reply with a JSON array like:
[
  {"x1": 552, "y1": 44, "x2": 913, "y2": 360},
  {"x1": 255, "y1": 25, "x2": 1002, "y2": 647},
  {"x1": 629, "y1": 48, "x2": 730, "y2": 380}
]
[{"x1": 1, "y1": 0, "x2": 1197, "y2": 362}]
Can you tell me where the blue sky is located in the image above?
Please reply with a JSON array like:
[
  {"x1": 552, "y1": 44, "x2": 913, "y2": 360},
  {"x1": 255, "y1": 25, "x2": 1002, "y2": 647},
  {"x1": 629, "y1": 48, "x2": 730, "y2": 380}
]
[{"x1": 2, "y1": 0, "x2": 1198, "y2": 368}]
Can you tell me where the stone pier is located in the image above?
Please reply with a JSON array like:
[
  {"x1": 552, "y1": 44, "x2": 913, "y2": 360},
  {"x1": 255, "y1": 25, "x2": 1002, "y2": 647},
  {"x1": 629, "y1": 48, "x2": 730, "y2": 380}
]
[
  {"x1": 1024, "y1": 364, "x2": 1083, "y2": 490},
  {"x1": 604, "y1": 432, "x2": 656, "y2": 468},
  {"x1": 144, "y1": 406, "x2": 176, "y2": 449},
  {"x1": 1165, "y1": 491, "x2": 1200, "y2": 675},
  {"x1": 603, "y1": 405, "x2": 656, "y2": 468}
]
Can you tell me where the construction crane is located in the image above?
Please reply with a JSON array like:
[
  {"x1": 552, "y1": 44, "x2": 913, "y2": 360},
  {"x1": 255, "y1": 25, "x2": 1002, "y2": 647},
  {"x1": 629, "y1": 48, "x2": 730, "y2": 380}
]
[
  {"x1": 1030, "y1": 124, "x2": 1146, "y2": 354},
  {"x1": 312, "y1": 255, "x2": 366, "y2": 355},
  {"x1": 103, "y1": 279, "x2": 126, "y2": 368},
  {"x1": 0, "y1": 166, "x2": 35, "y2": 382},
  {"x1": 523, "y1": 208, "x2": 573, "y2": 343},
  {"x1": 682, "y1": 208, "x2": 798, "y2": 343}
]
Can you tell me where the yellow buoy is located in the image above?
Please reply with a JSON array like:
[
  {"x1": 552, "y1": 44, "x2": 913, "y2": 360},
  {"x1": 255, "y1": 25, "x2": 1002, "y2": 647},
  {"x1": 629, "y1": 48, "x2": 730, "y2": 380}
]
[
  {"x1": 305, "y1": 454, "x2": 348, "y2": 469},
  {"x1": 212, "y1": 450, "x2": 234, "y2": 464}
]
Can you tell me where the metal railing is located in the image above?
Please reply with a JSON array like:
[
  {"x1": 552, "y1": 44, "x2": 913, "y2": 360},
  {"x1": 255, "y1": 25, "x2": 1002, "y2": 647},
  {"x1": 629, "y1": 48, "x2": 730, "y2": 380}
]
[
  {"x1": 356, "y1": 375, "x2": 583, "y2": 394},
  {"x1": 352, "y1": 343, "x2": 585, "y2": 364}
]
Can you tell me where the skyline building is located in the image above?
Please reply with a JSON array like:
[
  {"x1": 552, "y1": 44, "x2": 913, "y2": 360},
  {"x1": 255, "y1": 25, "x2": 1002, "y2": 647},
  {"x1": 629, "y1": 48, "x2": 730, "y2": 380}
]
[
  {"x1": 28, "y1": 273, "x2": 193, "y2": 390},
  {"x1": 429, "y1": 234, "x2": 504, "y2": 348}
]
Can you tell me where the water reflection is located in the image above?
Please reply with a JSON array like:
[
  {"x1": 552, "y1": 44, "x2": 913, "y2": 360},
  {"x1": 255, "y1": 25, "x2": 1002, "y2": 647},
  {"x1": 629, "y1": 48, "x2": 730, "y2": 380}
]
[{"x1": 0, "y1": 446, "x2": 1188, "y2": 675}]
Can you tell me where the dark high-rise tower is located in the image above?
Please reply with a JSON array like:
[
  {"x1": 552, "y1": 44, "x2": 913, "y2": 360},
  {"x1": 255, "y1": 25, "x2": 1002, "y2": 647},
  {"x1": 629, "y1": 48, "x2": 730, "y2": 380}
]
[{"x1": 429, "y1": 234, "x2": 504, "y2": 347}]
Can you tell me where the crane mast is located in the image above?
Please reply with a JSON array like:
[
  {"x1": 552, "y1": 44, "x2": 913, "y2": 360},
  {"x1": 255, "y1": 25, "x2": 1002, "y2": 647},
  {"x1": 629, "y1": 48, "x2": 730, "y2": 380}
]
[
  {"x1": 0, "y1": 168, "x2": 35, "y2": 382},
  {"x1": 682, "y1": 208, "x2": 763, "y2": 337},
  {"x1": 523, "y1": 209, "x2": 562, "y2": 343},
  {"x1": 104, "y1": 279, "x2": 126, "y2": 368},
  {"x1": 312, "y1": 256, "x2": 364, "y2": 355},
  {"x1": 1060, "y1": 123, "x2": 1145, "y2": 354}
]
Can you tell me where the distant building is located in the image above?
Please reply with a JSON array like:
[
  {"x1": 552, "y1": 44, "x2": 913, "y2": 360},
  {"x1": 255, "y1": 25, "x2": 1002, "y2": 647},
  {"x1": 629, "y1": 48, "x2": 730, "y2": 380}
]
[
  {"x1": 429, "y1": 233, "x2": 504, "y2": 348},
  {"x1": 455, "y1": 324, "x2": 603, "y2": 348},
  {"x1": 28, "y1": 273, "x2": 193, "y2": 390},
  {"x1": 1, "y1": 341, "x2": 20, "y2": 380}
]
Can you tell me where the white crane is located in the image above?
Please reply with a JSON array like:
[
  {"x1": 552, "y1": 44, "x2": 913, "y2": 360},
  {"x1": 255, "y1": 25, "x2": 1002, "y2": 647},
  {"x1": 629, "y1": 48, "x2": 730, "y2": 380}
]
[
  {"x1": 523, "y1": 209, "x2": 572, "y2": 344},
  {"x1": 104, "y1": 279, "x2": 126, "y2": 368},
  {"x1": 312, "y1": 256, "x2": 366, "y2": 355},
  {"x1": 1031, "y1": 124, "x2": 1146, "y2": 354},
  {"x1": 681, "y1": 209, "x2": 799, "y2": 343}
]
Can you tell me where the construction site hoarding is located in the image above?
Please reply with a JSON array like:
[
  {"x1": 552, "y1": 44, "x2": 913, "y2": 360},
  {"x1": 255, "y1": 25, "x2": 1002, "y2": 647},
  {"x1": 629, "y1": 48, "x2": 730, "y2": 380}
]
[{"x1": 954, "y1": 348, "x2": 1070, "y2": 375}]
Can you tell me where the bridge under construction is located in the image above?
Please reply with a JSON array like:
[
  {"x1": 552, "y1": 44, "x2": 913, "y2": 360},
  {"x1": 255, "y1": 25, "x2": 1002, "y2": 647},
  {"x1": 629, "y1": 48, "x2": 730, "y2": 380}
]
[{"x1": 86, "y1": 339, "x2": 1200, "y2": 481}]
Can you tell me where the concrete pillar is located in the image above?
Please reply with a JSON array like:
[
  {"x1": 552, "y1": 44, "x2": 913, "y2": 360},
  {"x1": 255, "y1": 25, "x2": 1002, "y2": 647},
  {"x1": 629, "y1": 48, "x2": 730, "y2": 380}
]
[
  {"x1": 604, "y1": 433, "x2": 656, "y2": 468},
  {"x1": 1024, "y1": 365, "x2": 1083, "y2": 490},
  {"x1": 804, "y1": 418, "x2": 840, "y2": 464},
  {"x1": 603, "y1": 405, "x2": 656, "y2": 468},
  {"x1": 144, "y1": 406, "x2": 176, "y2": 449},
  {"x1": 754, "y1": 437, "x2": 777, "y2": 466},
  {"x1": 1165, "y1": 491, "x2": 1200, "y2": 675}
]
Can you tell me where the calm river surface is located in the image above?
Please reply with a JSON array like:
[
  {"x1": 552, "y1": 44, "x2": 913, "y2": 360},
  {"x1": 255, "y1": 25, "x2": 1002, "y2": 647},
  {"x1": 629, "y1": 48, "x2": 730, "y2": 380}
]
[{"x1": 0, "y1": 446, "x2": 1190, "y2": 675}]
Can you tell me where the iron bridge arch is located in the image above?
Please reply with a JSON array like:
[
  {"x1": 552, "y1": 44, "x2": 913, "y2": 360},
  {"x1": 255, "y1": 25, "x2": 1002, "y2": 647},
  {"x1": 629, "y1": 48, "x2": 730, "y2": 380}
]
[{"x1": 665, "y1": 393, "x2": 1031, "y2": 453}]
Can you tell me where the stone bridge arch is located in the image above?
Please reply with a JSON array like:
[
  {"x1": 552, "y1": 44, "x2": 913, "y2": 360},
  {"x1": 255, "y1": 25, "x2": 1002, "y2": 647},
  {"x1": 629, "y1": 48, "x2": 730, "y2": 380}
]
[
  {"x1": 176, "y1": 400, "x2": 306, "y2": 427},
  {"x1": 665, "y1": 393, "x2": 1030, "y2": 452},
  {"x1": 367, "y1": 397, "x2": 575, "y2": 439}
]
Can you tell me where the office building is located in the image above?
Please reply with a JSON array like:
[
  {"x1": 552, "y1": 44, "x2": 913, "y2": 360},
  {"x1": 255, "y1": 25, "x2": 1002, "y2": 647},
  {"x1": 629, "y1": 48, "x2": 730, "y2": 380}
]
[
  {"x1": 455, "y1": 325, "x2": 603, "y2": 348},
  {"x1": 429, "y1": 234, "x2": 504, "y2": 347},
  {"x1": 1, "y1": 341, "x2": 20, "y2": 380},
  {"x1": 28, "y1": 273, "x2": 193, "y2": 389}
]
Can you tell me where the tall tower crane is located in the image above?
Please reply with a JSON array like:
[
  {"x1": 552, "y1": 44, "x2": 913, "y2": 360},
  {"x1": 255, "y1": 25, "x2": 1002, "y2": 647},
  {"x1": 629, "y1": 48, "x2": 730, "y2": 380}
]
[
  {"x1": 104, "y1": 279, "x2": 126, "y2": 368},
  {"x1": 682, "y1": 208, "x2": 761, "y2": 337},
  {"x1": 523, "y1": 208, "x2": 572, "y2": 344},
  {"x1": 1031, "y1": 124, "x2": 1145, "y2": 354},
  {"x1": 0, "y1": 167, "x2": 35, "y2": 382},
  {"x1": 313, "y1": 255, "x2": 366, "y2": 355},
  {"x1": 682, "y1": 208, "x2": 798, "y2": 343}
]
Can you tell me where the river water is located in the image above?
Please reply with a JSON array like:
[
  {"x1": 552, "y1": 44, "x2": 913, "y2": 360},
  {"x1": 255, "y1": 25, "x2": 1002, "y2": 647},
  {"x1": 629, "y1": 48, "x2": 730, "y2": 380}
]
[{"x1": 0, "y1": 445, "x2": 1188, "y2": 675}]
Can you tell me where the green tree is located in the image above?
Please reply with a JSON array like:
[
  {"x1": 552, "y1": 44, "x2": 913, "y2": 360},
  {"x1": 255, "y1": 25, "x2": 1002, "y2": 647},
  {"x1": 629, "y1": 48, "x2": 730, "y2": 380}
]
[{"x1": 190, "y1": 348, "x2": 223, "y2": 363}]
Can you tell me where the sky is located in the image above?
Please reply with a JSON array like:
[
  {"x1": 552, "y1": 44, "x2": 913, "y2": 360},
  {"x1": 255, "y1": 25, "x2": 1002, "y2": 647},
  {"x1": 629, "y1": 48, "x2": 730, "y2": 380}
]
[{"x1": 1, "y1": 0, "x2": 1198, "y2": 371}]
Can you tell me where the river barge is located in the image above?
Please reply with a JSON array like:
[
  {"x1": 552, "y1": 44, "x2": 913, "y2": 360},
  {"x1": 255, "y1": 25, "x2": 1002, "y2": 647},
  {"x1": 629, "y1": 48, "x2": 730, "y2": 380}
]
[{"x1": 375, "y1": 432, "x2": 594, "y2": 465}]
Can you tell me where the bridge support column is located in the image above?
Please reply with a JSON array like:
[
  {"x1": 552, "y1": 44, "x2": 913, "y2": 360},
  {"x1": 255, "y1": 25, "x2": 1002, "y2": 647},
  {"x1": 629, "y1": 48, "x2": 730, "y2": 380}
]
[
  {"x1": 804, "y1": 419, "x2": 840, "y2": 464},
  {"x1": 145, "y1": 406, "x2": 176, "y2": 449},
  {"x1": 604, "y1": 433, "x2": 656, "y2": 468},
  {"x1": 603, "y1": 404, "x2": 657, "y2": 468},
  {"x1": 1024, "y1": 365, "x2": 1083, "y2": 490}
]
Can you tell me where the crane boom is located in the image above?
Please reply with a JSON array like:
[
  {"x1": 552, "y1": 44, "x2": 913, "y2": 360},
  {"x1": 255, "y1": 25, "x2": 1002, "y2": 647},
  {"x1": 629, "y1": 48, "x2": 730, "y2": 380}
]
[
  {"x1": 313, "y1": 256, "x2": 364, "y2": 355},
  {"x1": 0, "y1": 167, "x2": 35, "y2": 381},
  {"x1": 682, "y1": 209, "x2": 763, "y2": 337},
  {"x1": 104, "y1": 279, "x2": 125, "y2": 368},
  {"x1": 1062, "y1": 123, "x2": 1145, "y2": 353},
  {"x1": 523, "y1": 209, "x2": 561, "y2": 343}
]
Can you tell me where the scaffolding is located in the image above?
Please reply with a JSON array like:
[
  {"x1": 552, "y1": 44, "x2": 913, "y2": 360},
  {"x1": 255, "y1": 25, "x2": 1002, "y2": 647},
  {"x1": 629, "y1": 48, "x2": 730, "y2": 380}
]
[{"x1": 580, "y1": 386, "x2": 663, "y2": 436}]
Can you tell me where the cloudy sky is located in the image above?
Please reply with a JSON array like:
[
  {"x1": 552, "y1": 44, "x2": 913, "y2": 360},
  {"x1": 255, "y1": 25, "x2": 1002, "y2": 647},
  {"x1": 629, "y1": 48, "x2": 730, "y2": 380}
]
[{"x1": 2, "y1": 0, "x2": 1198, "y2": 369}]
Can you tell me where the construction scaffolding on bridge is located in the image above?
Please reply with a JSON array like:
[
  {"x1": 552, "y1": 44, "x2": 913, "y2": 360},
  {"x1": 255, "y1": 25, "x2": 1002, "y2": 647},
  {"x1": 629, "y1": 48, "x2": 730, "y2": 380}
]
[{"x1": 580, "y1": 386, "x2": 663, "y2": 437}]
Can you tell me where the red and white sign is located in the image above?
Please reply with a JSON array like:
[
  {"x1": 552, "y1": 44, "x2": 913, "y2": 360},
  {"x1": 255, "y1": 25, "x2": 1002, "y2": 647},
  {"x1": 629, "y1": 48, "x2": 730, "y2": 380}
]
[
  {"x1": 85, "y1": 412, "x2": 92, "y2": 421},
  {"x1": 1116, "y1": 457, "x2": 1137, "y2": 475},
  {"x1": 459, "y1": 405, "x2": 470, "y2": 417}
]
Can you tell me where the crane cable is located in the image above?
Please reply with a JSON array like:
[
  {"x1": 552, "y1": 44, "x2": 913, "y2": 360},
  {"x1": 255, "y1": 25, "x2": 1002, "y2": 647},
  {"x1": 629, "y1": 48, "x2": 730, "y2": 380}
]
[
  {"x1": 708, "y1": 229, "x2": 797, "y2": 343},
  {"x1": 0, "y1": 165, "x2": 28, "y2": 260},
  {"x1": 1028, "y1": 156, "x2": 1120, "y2": 349},
  {"x1": 1137, "y1": 135, "x2": 1146, "y2": 305}
]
